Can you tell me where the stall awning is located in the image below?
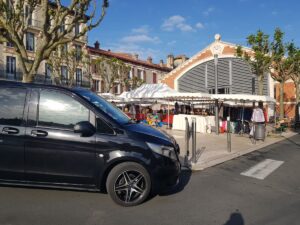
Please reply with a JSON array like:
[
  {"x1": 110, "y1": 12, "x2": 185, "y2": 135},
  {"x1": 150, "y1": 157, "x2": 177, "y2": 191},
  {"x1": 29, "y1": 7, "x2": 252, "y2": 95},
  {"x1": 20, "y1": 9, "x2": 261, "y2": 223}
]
[
  {"x1": 119, "y1": 83, "x2": 178, "y2": 99},
  {"x1": 163, "y1": 92, "x2": 212, "y2": 100},
  {"x1": 211, "y1": 94, "x2": 276, "y2": 103}
]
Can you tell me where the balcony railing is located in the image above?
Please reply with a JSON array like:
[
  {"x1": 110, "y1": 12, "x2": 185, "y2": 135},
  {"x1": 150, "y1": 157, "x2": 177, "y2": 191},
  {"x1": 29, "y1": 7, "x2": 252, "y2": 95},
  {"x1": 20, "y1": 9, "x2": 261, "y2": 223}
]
[
  {"x1": 0, "y1": 70, "x2": 23, "y2": 81},
  {"x1": 0, "y1": 71, "x2": 91, "y2": 88},
  {"x1": 27, "y1": 19, "x2": 43, "y2": 29}
]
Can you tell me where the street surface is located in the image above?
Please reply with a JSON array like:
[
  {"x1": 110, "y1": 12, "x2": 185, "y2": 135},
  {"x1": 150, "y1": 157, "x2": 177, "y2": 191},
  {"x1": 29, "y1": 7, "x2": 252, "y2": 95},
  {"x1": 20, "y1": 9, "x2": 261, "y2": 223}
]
[{"x1": 0, "y1": 134, "x2": 299, "y2": 225}]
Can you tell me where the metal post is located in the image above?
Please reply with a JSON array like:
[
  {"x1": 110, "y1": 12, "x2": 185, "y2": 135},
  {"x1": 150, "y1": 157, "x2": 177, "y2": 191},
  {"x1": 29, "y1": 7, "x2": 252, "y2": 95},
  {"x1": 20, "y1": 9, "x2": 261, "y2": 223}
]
[
  {"x1": 214, "y1": 54, "x2": 219, "y2": 135},
  {"x1": 185, "y1": 117, "x2": 190, "y2": 157},
  {"x1": 167, "y1": 99, "x2": 170, "y2": 129},
  {"x1": 192, "y1": 117, "x2": 197, "y2": 164},
  {"x1": 227, "y1": 116, "x2": 231, "y2": 152},
  {"x1": 215, "y1": 99, "x2": 219, "y2": 135}
]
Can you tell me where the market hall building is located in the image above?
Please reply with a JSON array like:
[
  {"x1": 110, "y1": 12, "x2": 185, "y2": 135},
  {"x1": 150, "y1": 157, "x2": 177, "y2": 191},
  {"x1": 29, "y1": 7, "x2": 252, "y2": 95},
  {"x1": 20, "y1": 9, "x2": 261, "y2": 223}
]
[{"x1": 162, "y1": 34, "x2": 273, "y2": 96}]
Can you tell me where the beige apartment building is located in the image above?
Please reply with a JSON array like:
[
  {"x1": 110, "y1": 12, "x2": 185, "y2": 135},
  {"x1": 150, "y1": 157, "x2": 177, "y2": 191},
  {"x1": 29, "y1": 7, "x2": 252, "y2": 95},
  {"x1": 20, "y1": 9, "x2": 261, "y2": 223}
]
[
  {"x1": 0, "y1": 3, "x2": 89, "y2": 87},
  {"x1": 88, "y1": 42, "x2": 173, "y2": 94}
]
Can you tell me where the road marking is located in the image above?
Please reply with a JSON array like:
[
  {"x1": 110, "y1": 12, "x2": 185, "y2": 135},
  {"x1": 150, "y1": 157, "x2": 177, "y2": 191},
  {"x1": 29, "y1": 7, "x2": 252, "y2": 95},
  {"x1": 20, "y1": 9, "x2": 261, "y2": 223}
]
[
  {"x1": 172, "y1": 135, "x2": 184, "y2": 139},
  {"x1": 241, "y1": 159, "x2": 284, "y2": 180}
]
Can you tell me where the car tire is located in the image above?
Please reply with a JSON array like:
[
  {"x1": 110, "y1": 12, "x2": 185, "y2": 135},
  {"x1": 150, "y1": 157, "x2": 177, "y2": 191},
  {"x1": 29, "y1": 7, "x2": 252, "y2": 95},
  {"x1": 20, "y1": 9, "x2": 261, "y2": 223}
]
[{"x1": 106, "y1": 162, "x2": 151, "y2": 207}]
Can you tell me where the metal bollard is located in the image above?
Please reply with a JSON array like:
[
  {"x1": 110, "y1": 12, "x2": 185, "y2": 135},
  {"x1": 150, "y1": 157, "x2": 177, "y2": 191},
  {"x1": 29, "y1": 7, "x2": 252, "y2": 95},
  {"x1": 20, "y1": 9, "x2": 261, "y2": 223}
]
[
  {"x1": 227, "y1": 117, "x2": 231, "y2": 152},
  {"x1": 185, "y1": 117, "x2": 190, "y2": 157},
  {"x1": 191, "y1": 117, "x2": 197, "y2": 163}
]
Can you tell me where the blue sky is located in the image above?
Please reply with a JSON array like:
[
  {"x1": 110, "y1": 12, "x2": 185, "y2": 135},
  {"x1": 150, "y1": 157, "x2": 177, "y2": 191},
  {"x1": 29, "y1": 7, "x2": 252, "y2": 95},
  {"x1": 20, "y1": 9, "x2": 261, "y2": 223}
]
[{"x1": 88, "y1": 0, "x2": 300, "y2": 63}]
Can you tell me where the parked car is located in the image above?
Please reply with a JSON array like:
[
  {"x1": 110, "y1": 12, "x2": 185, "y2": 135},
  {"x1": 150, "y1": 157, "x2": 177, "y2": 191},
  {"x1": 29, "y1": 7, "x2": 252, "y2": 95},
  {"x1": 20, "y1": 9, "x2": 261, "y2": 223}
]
[{"x1": 0, "y1": 81, "x2": 181, "y2": 206}]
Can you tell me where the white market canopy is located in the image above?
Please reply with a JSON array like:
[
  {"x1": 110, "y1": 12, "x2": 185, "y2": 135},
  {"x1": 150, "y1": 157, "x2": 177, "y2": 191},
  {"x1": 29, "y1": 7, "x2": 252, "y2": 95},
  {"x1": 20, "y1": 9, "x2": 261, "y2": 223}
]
[
  {"x1": 119, "y1": 85, "x2": 275, "y2": 103},
  {"x1": 119, "y1": 83, "x2": 178, "y2": 99},
  {"x1": 163, "y1": 92, "x2": 212, "y2": 100},
  {"x1": 211, "y1": 94, "x2": 276, "y2": 103}
]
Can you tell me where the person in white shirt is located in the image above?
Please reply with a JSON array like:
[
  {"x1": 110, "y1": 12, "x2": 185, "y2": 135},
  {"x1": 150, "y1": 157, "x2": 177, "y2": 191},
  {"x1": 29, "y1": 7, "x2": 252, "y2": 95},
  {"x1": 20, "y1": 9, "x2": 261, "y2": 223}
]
[{"x1": 250, "y1": 101, "x2": 265, "y2": 137}]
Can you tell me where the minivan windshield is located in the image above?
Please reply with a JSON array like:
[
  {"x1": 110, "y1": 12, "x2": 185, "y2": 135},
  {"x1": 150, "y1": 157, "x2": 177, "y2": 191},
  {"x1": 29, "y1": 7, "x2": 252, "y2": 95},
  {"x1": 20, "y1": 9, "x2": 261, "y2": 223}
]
[{"x1": 74, "y1": 89, "x2": 132, "y2": 125}]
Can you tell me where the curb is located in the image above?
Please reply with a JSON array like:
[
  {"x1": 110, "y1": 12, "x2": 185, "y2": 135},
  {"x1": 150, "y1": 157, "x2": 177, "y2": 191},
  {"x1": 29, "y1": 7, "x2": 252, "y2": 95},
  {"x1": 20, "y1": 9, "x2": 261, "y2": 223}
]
[{"x1": 191, "y1": 132, "x2": 298, "y2": 171}]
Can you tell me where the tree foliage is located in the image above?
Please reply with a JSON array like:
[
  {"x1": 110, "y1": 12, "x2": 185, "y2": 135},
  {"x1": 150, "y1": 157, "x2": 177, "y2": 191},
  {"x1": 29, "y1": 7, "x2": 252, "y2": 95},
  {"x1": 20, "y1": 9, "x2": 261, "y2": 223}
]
[
  {"x1": 236, "y1": 30, "x2": 272, "y2": 95},
  {"x1": 287, "y1": 42, "x2": 300, "y2": 121},
  {"x1": 270, "y1": 28, "x2": 294, "y2": 119},
  {"x1": 93, "y1": 56, "x2": 131, "y2": 93},
  {"x1": 0, "y1": 0, "x2": 109, "y2": 82},
  {"x1": 47, "y1": 44, "x2": 90, "y2": 87}
]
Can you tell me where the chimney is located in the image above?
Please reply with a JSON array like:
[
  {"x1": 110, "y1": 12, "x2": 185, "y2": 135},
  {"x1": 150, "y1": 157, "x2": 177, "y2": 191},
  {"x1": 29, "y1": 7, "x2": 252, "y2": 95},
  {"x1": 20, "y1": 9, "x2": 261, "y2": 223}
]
[
  {"x1": 167, "y1": 54, "x2": 174, "y2": 69},
  {"x1": 147, "y1": 56, "x2": 153, "y2": 64},
  {"x1": 94, "y1": 41, "x2": 100, "y2": 49},
  {"x1": 159, "y1": 60, "x2": 164, "y2": 67},
  {"x1": 133, "y1": 53, "x2": 139, "y2": 60}
]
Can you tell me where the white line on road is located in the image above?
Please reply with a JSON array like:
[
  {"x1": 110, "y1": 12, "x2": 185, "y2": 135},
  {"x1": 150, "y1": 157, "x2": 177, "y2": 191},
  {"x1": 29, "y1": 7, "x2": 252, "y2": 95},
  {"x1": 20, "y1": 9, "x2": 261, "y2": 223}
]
[
  {"x1": 172, "y1": 135, "x2": 184, "y2": 139},
  {"x1": 241, "y1": 159, "x2": 284, "y2": 180}
]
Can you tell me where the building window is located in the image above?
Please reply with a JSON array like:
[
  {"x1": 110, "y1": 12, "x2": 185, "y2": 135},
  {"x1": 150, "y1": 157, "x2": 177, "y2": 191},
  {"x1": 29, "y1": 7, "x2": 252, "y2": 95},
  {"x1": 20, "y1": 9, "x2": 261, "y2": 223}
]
[
  {"x1": 6, "y1": 56, "x2": 16, "y2": 75},
  {"x1": 61, "y1": 43, "x2": 68, "y2": 55},
  {"x1": 24, "y1": 5, "x2": 32, "y2": 25},
  {"x1": 75, "y1": 45, "x2": 81, "y2": 61},
  {"x1": 61, "y1": 66, "x2": 68, "y2": 84},
  {"x1": 137, "y1": 69, "x2": 143, "y2": 80},
  {"x1": 93, "y1": 80, "x2": 100, "y2": 92},
  {"x1": 75, "y1": 23, "x2": 80, "y2": 35},
  {"x1": 76, "y1": 68, "x2": 82, "y2": 86},
  {"x1": 26, "y1": 32, "x2": 35, "y2": 51},
  {"x1": 45, "y1": 63, "x2": 52, "y2": 80},
  {"x1": 153, "y1": 72, "x2": 157, "y2": 83},
  {"x1": 6, "y1": 41, "x2": 14, "y2": 47},
  {"x1": 114, "y1": 84, "x2": 120, "y2": 94},
  {"x1": 60, "y1": 19, "x2": 65, "y2": 32}
]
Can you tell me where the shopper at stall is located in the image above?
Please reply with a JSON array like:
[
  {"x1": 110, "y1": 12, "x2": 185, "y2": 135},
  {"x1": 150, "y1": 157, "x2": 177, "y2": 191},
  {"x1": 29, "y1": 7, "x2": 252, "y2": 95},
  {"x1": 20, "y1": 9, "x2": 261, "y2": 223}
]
[{"x1": 250, "y1": 101, "x2": 265, "y2": 137}]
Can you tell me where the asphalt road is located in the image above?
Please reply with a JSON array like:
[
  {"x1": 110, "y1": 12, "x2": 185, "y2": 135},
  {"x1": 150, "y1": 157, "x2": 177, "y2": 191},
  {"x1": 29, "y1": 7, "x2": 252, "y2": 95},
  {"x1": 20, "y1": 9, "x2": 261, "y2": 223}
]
[{"x1": 0, "y1": 134, "x2": 299, "y2": 225}]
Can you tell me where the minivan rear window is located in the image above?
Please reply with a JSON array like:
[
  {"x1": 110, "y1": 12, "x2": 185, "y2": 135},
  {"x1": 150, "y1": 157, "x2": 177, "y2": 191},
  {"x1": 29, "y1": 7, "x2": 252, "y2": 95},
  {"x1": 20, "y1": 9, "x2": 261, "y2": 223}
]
[{"x1": 0, "y1": 87, "x2": 26, "y2": 126}]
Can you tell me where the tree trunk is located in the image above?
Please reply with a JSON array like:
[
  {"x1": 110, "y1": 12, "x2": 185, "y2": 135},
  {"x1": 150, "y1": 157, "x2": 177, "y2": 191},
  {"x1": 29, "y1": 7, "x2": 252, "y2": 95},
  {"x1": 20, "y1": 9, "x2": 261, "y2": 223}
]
[
  {"x1": 279, "y1": 81, "x2": 284, "y2": 120},
  {"x1": 295, "y1": 82, "x2": 300, "y2": 122},
  {"x1": 258, "y1": 74, "x2": 264, "y2": 95},
  {"x1": 22, "y1": 72, "x2": 35, "y2": 83}
]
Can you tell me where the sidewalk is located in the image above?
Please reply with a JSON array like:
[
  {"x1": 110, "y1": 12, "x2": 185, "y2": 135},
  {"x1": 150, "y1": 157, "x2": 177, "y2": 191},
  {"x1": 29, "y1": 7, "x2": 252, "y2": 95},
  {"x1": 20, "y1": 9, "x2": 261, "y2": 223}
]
[{"x1": 163, "y1": 128, "x2": 298, "y2": 171}]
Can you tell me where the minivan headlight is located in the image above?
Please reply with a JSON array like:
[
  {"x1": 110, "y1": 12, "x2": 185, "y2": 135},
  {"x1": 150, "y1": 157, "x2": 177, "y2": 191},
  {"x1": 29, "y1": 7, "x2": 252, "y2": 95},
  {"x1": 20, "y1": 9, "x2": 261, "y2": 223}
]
[{"x1": 146, "y1": 142, "x2": 177, "y2": 160}]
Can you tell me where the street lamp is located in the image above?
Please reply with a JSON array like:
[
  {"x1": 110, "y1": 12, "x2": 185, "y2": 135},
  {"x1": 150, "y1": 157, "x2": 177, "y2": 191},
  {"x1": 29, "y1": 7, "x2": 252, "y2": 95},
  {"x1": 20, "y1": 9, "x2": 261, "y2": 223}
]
[
  {"x1": 214, "y1": 54, "x2": 219, "y2": 135},
  {"x1": 252, "y1": 74, "x2": 256, "y2": 95},
  {"x1": 252, "y1": 74, "x2": 256, "y2": 108}
]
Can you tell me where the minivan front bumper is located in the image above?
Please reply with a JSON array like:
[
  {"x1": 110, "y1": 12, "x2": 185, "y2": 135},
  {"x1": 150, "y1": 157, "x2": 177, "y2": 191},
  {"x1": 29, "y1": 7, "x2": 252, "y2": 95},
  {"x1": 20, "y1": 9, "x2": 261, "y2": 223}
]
[{"x1": 151, "y1": 156, "x2": 181, "y2": 192}]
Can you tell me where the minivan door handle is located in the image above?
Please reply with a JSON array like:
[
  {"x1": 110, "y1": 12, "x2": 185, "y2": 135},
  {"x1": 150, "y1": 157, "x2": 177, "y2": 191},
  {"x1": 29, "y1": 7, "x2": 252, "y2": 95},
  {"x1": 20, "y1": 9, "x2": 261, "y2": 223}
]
[
  {"x1": 2, "y1": 127, "x2": 19, "y2": 135},
  {"x1": 31, "y1": 130, "x2": 48, "y2": 137}
]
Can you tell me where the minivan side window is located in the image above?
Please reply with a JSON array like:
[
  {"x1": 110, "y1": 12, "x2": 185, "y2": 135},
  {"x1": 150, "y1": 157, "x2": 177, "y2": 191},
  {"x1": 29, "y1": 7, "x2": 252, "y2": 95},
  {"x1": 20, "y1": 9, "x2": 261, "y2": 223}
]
[
  {"x1": 38, "y1": 90, "x2": 89, "y2": 130},
  {"x1": 96, "y1": 117, "x2": 114, "y2": 134},
  {"x1": 0, "y1": 87, "x2": 27, "y2": 126}
]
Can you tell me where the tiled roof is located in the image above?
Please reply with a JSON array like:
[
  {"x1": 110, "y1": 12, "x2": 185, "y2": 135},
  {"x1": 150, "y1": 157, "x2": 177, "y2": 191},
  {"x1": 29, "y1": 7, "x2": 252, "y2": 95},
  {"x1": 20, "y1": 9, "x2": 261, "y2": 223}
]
[{"x1": 87, "y1": 46, "x2": 172, "y2": 72}]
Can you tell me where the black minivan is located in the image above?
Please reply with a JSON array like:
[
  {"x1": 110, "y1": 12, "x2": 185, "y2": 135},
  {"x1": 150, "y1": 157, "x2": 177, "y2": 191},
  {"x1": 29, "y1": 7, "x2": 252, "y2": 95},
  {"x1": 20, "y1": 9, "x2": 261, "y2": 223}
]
[{"x1": 0, "y1": 81, "x2": 180, "y2": 206}]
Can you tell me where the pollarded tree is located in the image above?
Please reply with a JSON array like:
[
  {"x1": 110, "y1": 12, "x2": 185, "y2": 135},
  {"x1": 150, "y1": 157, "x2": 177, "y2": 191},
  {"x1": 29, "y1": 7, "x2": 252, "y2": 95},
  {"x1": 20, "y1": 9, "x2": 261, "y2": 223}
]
[
  {"x1": 0, "y1": 0, "x2": 108, "y2": 83},
  {"x1": 236, "y1": 30, "x2": 272, "y2": 95},
  {"x1": 47, "y1": 44, "x2": 90, "y2": 87},
  {"x1": 93, "y1": 56, "x2": 131, "y2": 93},
  {"x1": 287, "y1": 42, "x2": 300, "y2": 121},
  {"x1": 270, "y1": 28, "x2": 294, "y2": 120}
]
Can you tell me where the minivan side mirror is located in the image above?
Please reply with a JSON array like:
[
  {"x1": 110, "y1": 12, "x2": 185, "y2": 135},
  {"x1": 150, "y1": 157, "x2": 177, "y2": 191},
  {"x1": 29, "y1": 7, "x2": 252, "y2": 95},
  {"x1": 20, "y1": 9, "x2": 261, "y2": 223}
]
[{"x1": 74, "y1": 121, "x2": 96, "y2": 137}]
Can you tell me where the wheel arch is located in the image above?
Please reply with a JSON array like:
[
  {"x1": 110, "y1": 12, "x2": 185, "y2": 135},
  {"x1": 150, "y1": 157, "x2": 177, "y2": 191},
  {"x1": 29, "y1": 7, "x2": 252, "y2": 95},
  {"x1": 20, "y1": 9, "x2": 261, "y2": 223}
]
[{"x1": 99, "y1": 157, "x2": 151, "y2": 192}]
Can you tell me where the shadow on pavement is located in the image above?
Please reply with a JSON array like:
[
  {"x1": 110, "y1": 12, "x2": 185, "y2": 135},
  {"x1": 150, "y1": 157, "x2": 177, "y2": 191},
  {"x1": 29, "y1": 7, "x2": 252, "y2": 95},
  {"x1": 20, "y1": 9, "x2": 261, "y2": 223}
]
[
  {"x1": 283, "y1": 134, "x2": 300, "y2": 148},
  {"x1": 223, "y1": 210, "x2": 245, "y2": 225},
  {"x1": 157, "y1": 167, "x2": 192, "y2": 196}
]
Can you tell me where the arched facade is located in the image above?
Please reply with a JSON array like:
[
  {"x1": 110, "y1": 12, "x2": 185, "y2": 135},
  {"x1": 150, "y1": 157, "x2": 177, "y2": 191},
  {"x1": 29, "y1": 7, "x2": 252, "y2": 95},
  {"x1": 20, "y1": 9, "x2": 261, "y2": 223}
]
[
  {"x1": 162, "y1": 36, "x2": 273, "y2": 97},
  {"x1": 177, "y1": 57, "x2": 269, "y2": 95}
]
